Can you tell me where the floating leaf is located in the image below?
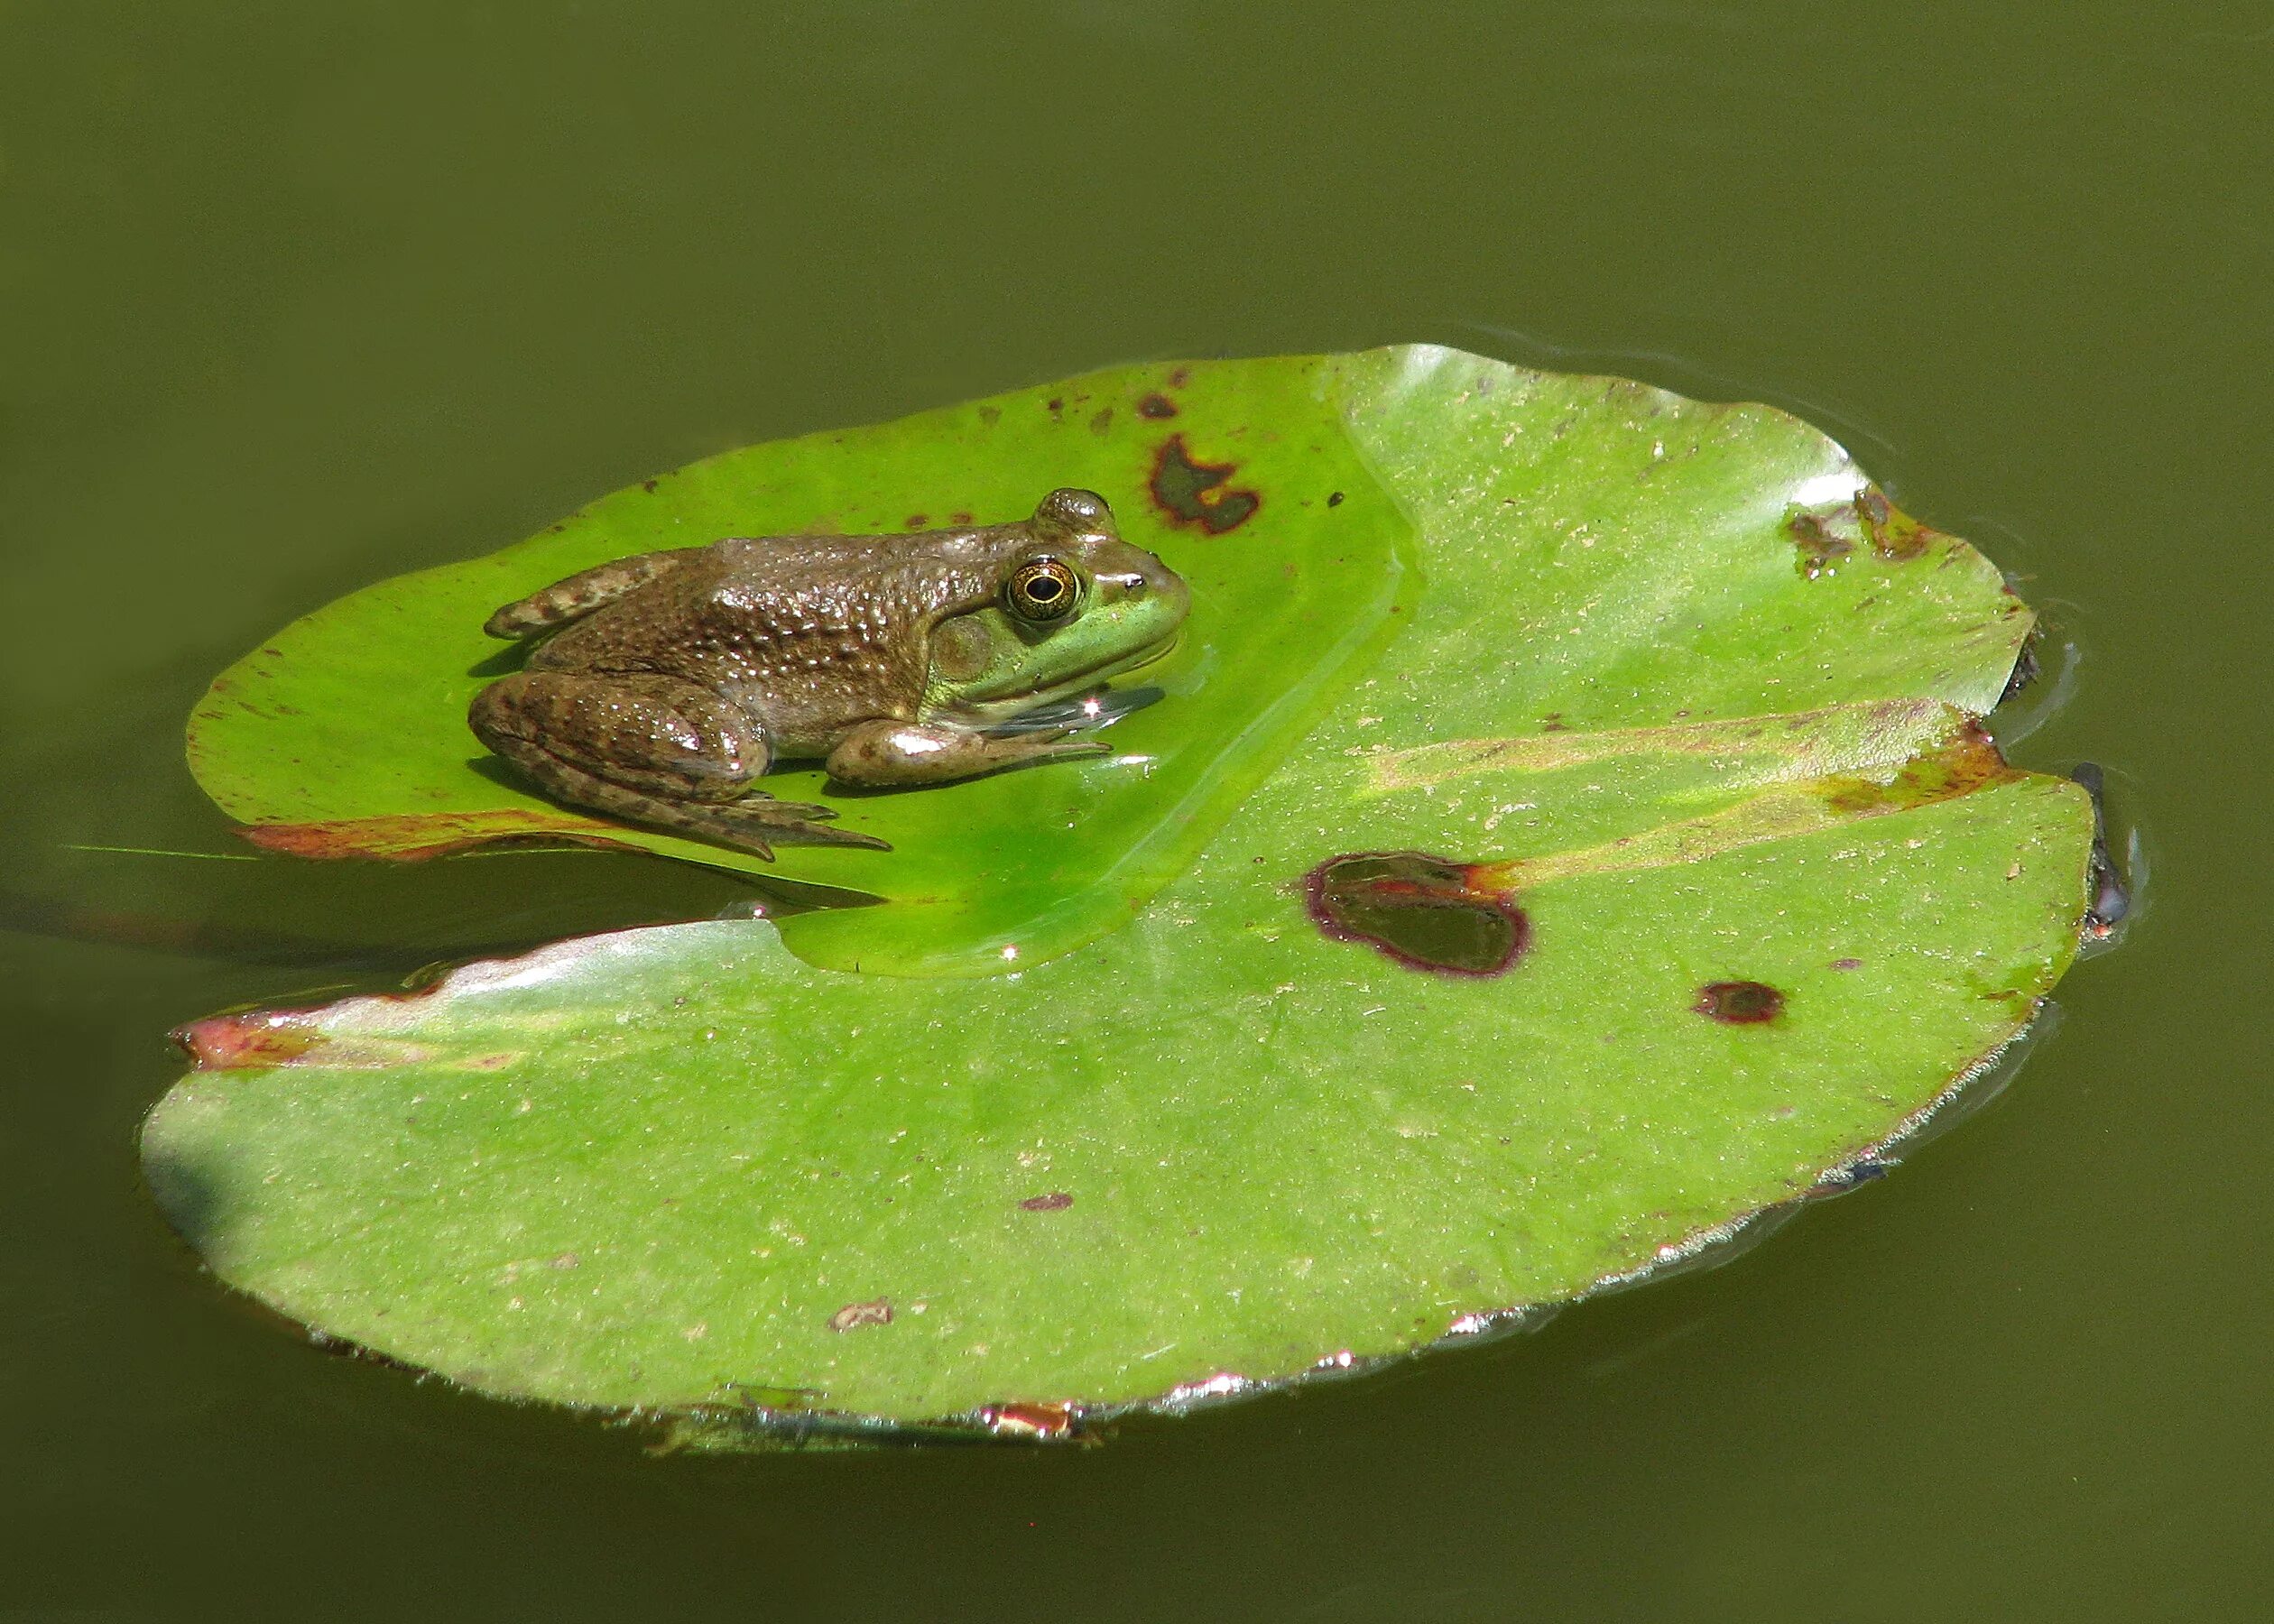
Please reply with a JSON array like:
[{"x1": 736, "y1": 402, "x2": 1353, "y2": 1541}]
[{"x1": 144, "y1": 346, "x2": 2095, "y2": 1440}]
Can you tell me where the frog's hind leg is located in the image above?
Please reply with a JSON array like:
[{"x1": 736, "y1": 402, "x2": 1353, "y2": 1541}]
[
  {"x1": 468, "y1": 671, "x2": 888, "y2": 859},
  {"x1": 482, "y1": 549, "x2": 703, "y2": 640}
]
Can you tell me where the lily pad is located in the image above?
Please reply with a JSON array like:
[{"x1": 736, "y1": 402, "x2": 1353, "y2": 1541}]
[{"x1": 144, "y1": 346, "x2": 2095, "y2": 1440}]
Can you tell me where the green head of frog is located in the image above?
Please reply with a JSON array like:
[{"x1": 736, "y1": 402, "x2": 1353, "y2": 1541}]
[{"x1": 921, "y1": 488, "x2": 1189, "y2": 723}]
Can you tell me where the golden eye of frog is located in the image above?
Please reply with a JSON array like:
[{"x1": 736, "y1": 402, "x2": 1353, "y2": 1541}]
[{"x1": 467, "y1": 488, "x2": 1189, "y2": 857}]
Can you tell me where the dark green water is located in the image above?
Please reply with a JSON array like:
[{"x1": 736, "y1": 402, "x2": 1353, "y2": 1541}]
[{"x1": 4, "y1": 4, "x2": 2266, "y2": 1618}]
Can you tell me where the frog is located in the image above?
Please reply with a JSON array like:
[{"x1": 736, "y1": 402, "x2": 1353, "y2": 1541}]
[{"x1": 467, "y1": 488, "x2": 1188, "y2": 857}]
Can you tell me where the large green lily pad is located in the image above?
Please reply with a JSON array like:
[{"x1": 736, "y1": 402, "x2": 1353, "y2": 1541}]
[{"x1": 145, "y1": 346, "x2": 2094, "y2": 1440}]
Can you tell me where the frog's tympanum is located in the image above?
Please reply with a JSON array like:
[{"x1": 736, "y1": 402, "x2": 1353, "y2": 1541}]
[{"x1": 468, "y1": 489, "x2": 1188, "y2": 856}]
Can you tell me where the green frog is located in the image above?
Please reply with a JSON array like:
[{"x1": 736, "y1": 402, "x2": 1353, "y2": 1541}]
[{"x1": 468, "y1": 488, "x2": 1189, "y2": 857}]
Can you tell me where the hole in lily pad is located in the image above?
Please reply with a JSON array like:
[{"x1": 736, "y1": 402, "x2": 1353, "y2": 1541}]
[
  {"x1": 1303, "y1": 852, "x2": 1529, "y2": 976},
  {"x1": 1695, "y1": 980, "x2": 1786, "y2": 1024}
]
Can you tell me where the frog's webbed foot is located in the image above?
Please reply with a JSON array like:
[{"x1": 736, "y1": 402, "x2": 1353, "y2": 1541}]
[
  {"x1": 985, "y1": 685, "x2": 1164, "y2": 734},
  {"x1": 695, "y1": 793, "x2": 893, "y2": 858},
  {"x1": 825, "y1": 719, "x2": 1109, "y2": 789}
]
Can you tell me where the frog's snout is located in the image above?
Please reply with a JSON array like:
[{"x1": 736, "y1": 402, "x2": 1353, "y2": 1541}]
[{"x1": 1099, "y1": 552, "x2": 1189, "y2": 624}]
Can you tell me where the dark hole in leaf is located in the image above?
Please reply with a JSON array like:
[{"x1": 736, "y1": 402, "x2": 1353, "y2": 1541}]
[
  {"x1": 1136, "y1": 392, "x2": 1178, "y2": 420},
  {"x1": 1695, "y1": 981, "x2": 1785, "y2": 1024},
  {"x1": 1303, "y1": 852, "x2": 1528, "y2": 977}
]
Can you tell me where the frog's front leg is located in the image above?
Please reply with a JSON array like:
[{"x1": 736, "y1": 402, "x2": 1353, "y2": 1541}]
[
  {"x1": 468, "y1": 672, "x2": 886, "y2": 857},
  {"x1": 824, "y1": 719, "x2": 1108, "y2": 788}
]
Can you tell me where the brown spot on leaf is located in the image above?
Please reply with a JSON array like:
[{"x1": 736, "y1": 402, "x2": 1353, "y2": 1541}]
[
  {"x1": 1304, "y1": 852, "x2": 1528, "y2": 976},
  {"x1": 1327, "y1": 491, "x2": 1345, "y2": 506},
  {"x1": 1816, "y1": 722, "x2": 2023, "y2": 816},
  {"x1": 641, "y1": 479, "x2": 659, "y2": 494},
  {"x1": 1787, "y1": 510, "x2": 1855, "y2": 579},
  {"x1": 1854, "y1": 487, "x2": 1938, "y2": 561},
  {"x1": 1830, "y1": 957, "x2": 1863, "y2": 970},
  {"x1": 986, "y1": 1401, "x2": 1077, "y2": 1439},
  {"x1": 1149, "y1": 435, "x2": 1260, "y2": 534},
  {"x1": 904, "y1": 512, "x2": 929, "y2": 530},
  {"x1": 1137, "y1": 392, "x2": 1178, "y2": 420},
  {"x1": 238, "y1": 808, "x2": 644, "y2": 862},
  {"x1": 173, "y1": 1009, "x2": 328, "y2": 1069},
  {"x1": 1020, "y1": 1192, "x2": 1074, "y2": 1212},
  {"x1": 827, "y1": 1297, "x2": 893, "y2": 1333},
  {"x1": 1695, "y1": 981, "x2": 1785, "y2": 1024},
  {"x1": 1088, "y1": 407, "x2": 1114, "y2": 436}
]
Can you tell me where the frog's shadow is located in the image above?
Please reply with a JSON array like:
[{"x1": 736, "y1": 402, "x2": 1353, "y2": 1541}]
[
  {"x1": 463, "y1": 754, "x2": 536, "y2": 792},
  {"x1": 467, "y1": 646, "x2": 526, "y2": 678}
]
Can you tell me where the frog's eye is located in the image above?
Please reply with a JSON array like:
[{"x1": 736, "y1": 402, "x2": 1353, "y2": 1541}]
[{"x1": 1006, "y1": 556, "x2": 1082, "y2": 623}]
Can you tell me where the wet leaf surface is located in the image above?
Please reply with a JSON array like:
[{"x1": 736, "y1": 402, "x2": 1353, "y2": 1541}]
[{"x1": 143, "y1": 346, "x2": 2094, "y2": 1439}]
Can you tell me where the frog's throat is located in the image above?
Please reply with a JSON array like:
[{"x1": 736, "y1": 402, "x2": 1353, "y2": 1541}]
[{"x1": 942, "y1": 630, "x2": 1181, "y2": 724}]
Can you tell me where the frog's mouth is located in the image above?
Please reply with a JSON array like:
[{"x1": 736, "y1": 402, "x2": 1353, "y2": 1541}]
[{"x1": 947, "y1": 628, "x2": 1183, "y2": 726}]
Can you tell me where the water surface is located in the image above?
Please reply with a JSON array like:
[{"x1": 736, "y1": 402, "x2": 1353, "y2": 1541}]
[{"x1": 4, "y1": 5, "x2": 2267, "y2": 1618}]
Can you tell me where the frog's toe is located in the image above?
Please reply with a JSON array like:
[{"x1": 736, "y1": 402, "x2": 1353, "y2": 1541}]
[
  {"x1": 769, "y1": 800, "x2": 843, "y2": 824},
  {"x1": 711, "y1": 795, "x2": 891, "y2": 853},
  {"x1": 737, "y1": 813, "x2": 891, "y2": 853},
  {"x1": 724, "y1": 793, "x2": 840, "y2": 825},
  {"x1": 781, "y1": 825, "x2": 892, "y2": 853},
  {"x1": 1035, "y1": 734, "x2": 1114, "y2": 758}
]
